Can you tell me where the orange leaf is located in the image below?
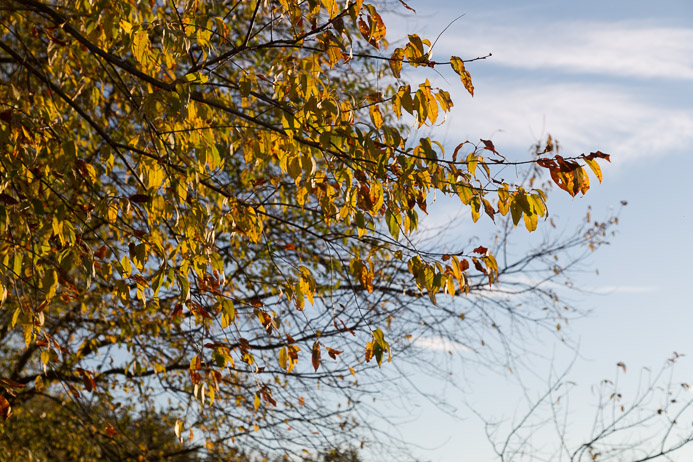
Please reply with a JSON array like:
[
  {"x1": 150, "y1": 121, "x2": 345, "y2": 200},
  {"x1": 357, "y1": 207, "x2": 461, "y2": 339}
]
[
  {"x1": 0, "y1": 395, "x2": 11, "y2": 420},
  {"x1": 327, "y1": 347, "x2": 342, "y2": 360}
]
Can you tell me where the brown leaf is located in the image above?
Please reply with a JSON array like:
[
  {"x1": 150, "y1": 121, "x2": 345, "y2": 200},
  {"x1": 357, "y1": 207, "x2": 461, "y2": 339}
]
[
  {"x1": 0, "y1": 193, "x2": 18, "y2": 205},
  {"x1": 473, "y1": 258, "x2": 487, "y2": 274},
  {"x1": 536, "y1": 158, "x2": 556, "y2": 169},
  {"x1": 0, "y1": 110, "x2": 12, "y2": 124},
  {"x1": 128, "y1": 194, "x2": 151, "y2": 203},
  {"x1": 311, "y1": 341, "x2": 321, "y2": 372},
  {"x1": 0, "y1": 377, "x2": 25, "y2": 390},
  {"x1": 397, "y1": 0, "x2": 416, "y2": 12},
  {"x1": 472, "y1": 246, "x2": 488, "y2": 255},
  {"x1": 171, "y1": 303, "x2": 183, "y2": 319},
  {"x1": 587, "y1": 151, "x2": 611, "y2": 162},
  {"x1": 94, "y1": 245, "x2": 108, "y2": 260},
  {"x1": 104, "y1": 423, "x2": 118, "y2": 438},
  {"x1": 480, "y1": 139, "x2": 498, "y2": 155},
  {"x1": 617, "y1": 361, "x2": 626, "y2": 373},
  {"x1": 327, "y1": 347, "x2": 342, "y2": 360}
]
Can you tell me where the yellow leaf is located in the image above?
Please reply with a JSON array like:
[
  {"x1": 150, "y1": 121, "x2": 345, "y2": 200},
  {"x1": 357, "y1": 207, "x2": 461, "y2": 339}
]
[
  {"x1": 120, "y1": 256, "x2": 132, "y2": 278},
  {"x1": 107, "y1": 201, "x2": 118, "y2": 223},
  {"x1": 389, "y1": 48, "x2": 404, "y2": 78},
  {"x1": 131, "y1": 30, "x2": 150, "y2": 66},
  {"x1": 369, "y1": 104, "x2": 383, "y2": 129},
  {"x1": 279, "y1": 347, "x2": 288, "y2": 370},
  {"x1": 174, "y1": 420, "x2": 183, "y2": 442},
  {"x1": 450, "y1": 57, "x2": 474, "y2": 96},
  {"x1": 583, "y1": 157, "x2": 603, "y2": 183},
  {"x1": 43, "y1": 269, "x2": 58, "y2": 299}
]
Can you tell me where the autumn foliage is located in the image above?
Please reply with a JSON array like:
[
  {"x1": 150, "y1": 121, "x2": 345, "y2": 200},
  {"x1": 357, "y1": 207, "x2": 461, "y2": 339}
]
[{"x1": 0, "y1": 0, "x2": 609, "y2": 458}]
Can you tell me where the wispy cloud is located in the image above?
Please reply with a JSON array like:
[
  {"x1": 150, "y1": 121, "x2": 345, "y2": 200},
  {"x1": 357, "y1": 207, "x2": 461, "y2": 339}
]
[
  {"x1": 393, "y1": 19, "x2": 693, "y2": 163},
  {"x1": 412, "y1": 336, "x2": 469, "y2": 352},
  {"x1": 586, "y1": 285, "x2": 659, "y2": 295},
  {"x1": 420, "y1": 80, "x2": 693, "y2": 164},
  {"x1": 436, "y1": 21, "x2": 693, "y2": 81}
]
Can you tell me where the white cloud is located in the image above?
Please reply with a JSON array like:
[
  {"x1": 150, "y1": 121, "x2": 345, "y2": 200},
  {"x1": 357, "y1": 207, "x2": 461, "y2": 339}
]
[
  {"x1": 420, "y1": 80, "x2": 693, "y2": 164},
  {"x1": 436, "y1": 21, "x2": 693, "y2": 81},
  {"x1": 586, "y1": 285, "x2": 658, "y2": 295},
  {"x1": 412, "y1": 336, "x2": 469, "y2": 352},
  {"x1": 389, "y1": 18, "x2": 693, "y2": 164}
]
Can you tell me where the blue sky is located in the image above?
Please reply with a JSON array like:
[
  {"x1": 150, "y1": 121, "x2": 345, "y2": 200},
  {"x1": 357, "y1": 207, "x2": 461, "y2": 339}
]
[{"x1": 372, "y1": 1, "x2": 693, "y2": 460}]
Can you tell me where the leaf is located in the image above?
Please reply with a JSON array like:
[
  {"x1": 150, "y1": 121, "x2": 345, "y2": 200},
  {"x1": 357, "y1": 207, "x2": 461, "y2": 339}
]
[
  {"x1": 369, "y1": 104, "x2": 383, "y2": 129},
  {"x1": 0, "y1": 394, "x2": 12, "y2": 421},
  {"x1": 278, "y1": 347, "x2": 288, "y2": 370},
  {"x1": 131, "y1": 30, "x2": 150, "y2": 65},
  {"x1": 480, "y1": 139, "x2": 498, "y2": 155},
  {"x1": 370, "y1": 328, "x2": 390, "y2": 366},
  {"x1": 327, "y1": 347, "x2": 342, "y2": 360},
  {"x1": 472, "y1": 246, "x2": 488, "y2": 255},
  {"x1": 450, "y1": 57, "x2": 474, "y2": 96},
  {"x1": 0, "y1": 193, "x2": 18, "y2": 205},
  {"x1": 617, "y1": 362, "x2": 626, "y2": 373},
  {"x1": 174, "y1": 420, "x2": 183, "y2": 443},
  {"x1": 311, "y1": 341, "x2": 321, "y2": 371},
  {"x1": 397, "y1": 0, "x2": 416, "y2": 12},
  {"x1": 583, "y1": 156, "x2": 603, "y2": 183},
  {"x1": 128, "y1": 194, "x2": 151, "y2": 203},
  {"x1": 0, "y1": 396, "x2": 13, "y2": 422},
  {"x1": 0, "y1": 377, "x2": 25, "y2": 390},
  {"x1": 389, "y1": 48, "x2": 404, "y2": 78},
  {"x1": 43, "y1": 269, "x2": 58, "y2": 299},
  {"x1": 472, "y1": 258, "x2": 487, "y2": 274}
]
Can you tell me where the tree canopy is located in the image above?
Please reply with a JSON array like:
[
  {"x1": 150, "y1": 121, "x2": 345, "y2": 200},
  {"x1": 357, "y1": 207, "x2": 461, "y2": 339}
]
[{"x1": 0, "y1": 0, "x2": 612, "y2": 459}]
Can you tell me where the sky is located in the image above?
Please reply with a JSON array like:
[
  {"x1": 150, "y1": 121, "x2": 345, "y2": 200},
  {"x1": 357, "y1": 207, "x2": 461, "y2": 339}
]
[{"x1": 370, "y1": 1, "x2": 693, "y2": 460}]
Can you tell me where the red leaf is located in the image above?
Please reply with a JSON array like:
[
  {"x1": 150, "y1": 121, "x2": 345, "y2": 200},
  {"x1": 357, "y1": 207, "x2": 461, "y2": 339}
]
[
  {"x1": 94, "y1": 245, "x2": 108, "y2": 260},
  {"x1": 171, "y1": 303, "x2": 184, "y2": 319},
  {"x1": 195, "y1": 305, "x2": 213, "y2": 319},
  {"x1": 104, "y1": 423, "x2": 118, "y2": 438},
  {"x1": 472, "y1": 246, "x2": 488, "y2": 255},
  {"x1": 480, "y1": 139, "x2": 498, "y2": 155}
]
